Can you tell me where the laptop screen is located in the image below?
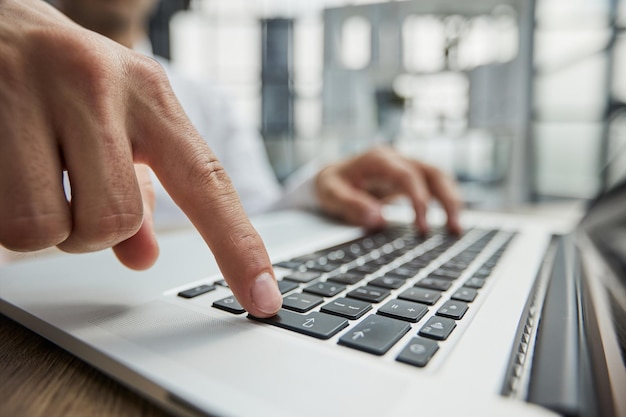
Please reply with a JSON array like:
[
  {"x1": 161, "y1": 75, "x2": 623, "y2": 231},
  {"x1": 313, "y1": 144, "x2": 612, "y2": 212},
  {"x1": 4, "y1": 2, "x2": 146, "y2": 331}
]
[{"x1": 580, "y1": 179, "x2": 626, "y2": 367}]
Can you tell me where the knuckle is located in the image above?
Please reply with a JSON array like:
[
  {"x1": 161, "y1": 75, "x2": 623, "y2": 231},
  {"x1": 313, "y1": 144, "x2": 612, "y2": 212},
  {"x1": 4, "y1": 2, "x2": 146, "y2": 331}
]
[
  {"x1": 96, "y1": 211, "x2": 143, "y2": 242},
  {"x1": 190, "y1": 155, "x2": 234, "y2": 196},
  {"x1": 370, "y1": 145, "x2": 396, "y2": 161},
  {"x1": 52, "y1": 35, "x2": 115, "y2": 94},
  {"x1": 324, "y1": 185, "x2": 349, "y2": 210},
  {"x1": 378, "y1": 145, "x2": 396, "y2": 157},
  {"x1": 132, "y1": 55, "x2": 173, "y2": 102},
  {"x1": 126, "y1": 55, "x2": 188, "y2": 138},
  {"x1": 427, "y1": 164, "x2": 449, "y2": 182},
  {"x1": 134, "y1": 54, "x2": 168, "y2": 81},
  {"x1": 323, "y1": 182, "x2": 341, "y2": 200},
  {"x1": 230, "y1": 227, "x2": 264, "y2": 254},
  {"x1": 96, "y1": 196, "x2": 144, "y2": 241},
  {"x1": 0, "y1": 211, "x2": 71, "y2": 252},
  {"x1": 68, "y1": 199, "x2": 144, "y2": 251}
]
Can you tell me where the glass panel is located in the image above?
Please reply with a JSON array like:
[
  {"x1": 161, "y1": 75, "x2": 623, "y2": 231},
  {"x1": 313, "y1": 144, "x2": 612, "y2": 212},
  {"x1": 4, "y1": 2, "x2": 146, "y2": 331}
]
[
  {"x1": 341, "y1": 16, "x2": 372, "y2": 70},
  {"x1": 403, "y1": 15, "x2": 445, "y2": 73}
]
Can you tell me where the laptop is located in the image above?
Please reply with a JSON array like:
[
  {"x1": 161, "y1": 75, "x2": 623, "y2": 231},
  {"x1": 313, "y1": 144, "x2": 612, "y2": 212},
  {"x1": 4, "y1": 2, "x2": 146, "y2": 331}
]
[{"x1": 1, "y1": 184, "x2": 625, "y2": 417}]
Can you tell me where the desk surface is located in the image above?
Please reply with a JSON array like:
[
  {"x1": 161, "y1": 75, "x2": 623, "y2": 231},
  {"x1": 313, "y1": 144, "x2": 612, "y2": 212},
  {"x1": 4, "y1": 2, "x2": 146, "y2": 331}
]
[{"x1": 0, "y1": 314, "x2": 172, "y2": 417}]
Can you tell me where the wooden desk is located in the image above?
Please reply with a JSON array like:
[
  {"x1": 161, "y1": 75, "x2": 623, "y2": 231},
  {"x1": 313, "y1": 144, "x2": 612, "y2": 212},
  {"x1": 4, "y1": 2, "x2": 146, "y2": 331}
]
[{"x1": 0, "y1": 314, "x2": 172, "y2": 417}]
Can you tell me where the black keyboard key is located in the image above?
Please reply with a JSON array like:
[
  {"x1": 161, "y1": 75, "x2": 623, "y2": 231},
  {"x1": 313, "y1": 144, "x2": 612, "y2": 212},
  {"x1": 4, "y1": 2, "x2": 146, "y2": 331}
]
[
  {"x1": 465, "y1": 277, "x2": 486, "y2": 289},
  {"x1": 405, "y1": 258, "x2": 430, "y2": 269},
  {"x1": 282, "y1": 293, "x2": 323, "y2": 312},
  {"x1": 484, "y1": 259, "x2": 499, "y2": 268},
  {"x1": 351, "y1": 263, "x2": 380, "y2": 275},
  {"x1": 292, "y1": 253, "x2": 324, "y2": 263},
  {"x1": 415, "y1": 277, "x2": 453, "y2": 292},
  {"x1": 436, "y1": 300, "x2": 469, "y2": 320},
  {"x1": 419, "y1": 316, "x2": 456, "y2": 340},
  {"x1": 429, "y1": 268, "x2": 462, "y2": 280},
  {"x1": 451, "y1": 287, "x2": 478, "y2": 302},
  {"x1": 303, "y1": 282, "x2": 346, "y2": 297},
  {"x1": 448, "y1": 258, "x2": 471, "y2": 269},
  {"x1": 402, "y1": 234, "x2": 423, "y2": 245},
  {"x1": 273, "y1": 260, "x2": 303, "y2": 270},
  {"x1": 338, "y1": 314, "x2": 411, "y2": 355},
  {"x1": 386, "y1": 266, "x2": 416, "y2": 279},
  {"x1": 396, "y1": 337, "x2": 439, "y2": 367},
  {"x1": 213, "y1": 296, "x2": 246, "y2": 314},
  {"x1": 250, "y1": 310, "x2": 348, "y2": 340},
  {"x1": 346, "y1": 242, "x2": 366, "y2": 257},
  {"x1": 277, "y1": 280, "x2": 299, "y2": 294},
  {"x1": 369, "y1": 276, "x2": 405, "y2": 289},
  {"x1": 377, "y1": 299, "x2": 428, "y2": 323},
  {"x1": 472, "y1": 267, "x2": 492, "y2": 278},
  {"x1": 398, "y1": 287, "x2": 442, "y2": 305},
  {"x1": 378, "y1": 243, "x2": 398, "y2": 256},
  {"x1": 359, "y1": 237, "x2": 377, "y2": 250},
  {"x1": 371, "y1": 254, "x2": 396, "y2": 266},
  {"x1": 440, "y1": 260, "x2": 467, "y2": 271},
  {"x1": 327, "y1": 272, "x2": 366, "y2": 285},
  {"x1": 283, "y1": 271, "x2": 321, "y2": 283},
  {"x1": 326, "y1": 249, "x2": 352, "y2": 262},
  {"x1": 321, "y1": 297, "x2": 372, "y2": 320},
  {"x1": 307, "y1": 261, "x2": 342, "y2": 273},
  {"x1": 178, "y1": 284, "x2": 215, "y2": 299},
  {"x1": 417, "y1": 251, "x2": 440, "y2": 262},
  {"x1": 455, "y1": 252, "x2": 478, "y2": 263},
  {"x1": 347, "y1": 285, "x2": 390, "y2": 303}
]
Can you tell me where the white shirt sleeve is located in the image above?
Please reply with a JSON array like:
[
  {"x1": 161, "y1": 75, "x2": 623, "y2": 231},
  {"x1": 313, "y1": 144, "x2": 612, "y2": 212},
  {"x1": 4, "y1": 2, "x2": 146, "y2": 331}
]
[{"x1": 142, "y1": 52, "x2": 328, "y2": 230}]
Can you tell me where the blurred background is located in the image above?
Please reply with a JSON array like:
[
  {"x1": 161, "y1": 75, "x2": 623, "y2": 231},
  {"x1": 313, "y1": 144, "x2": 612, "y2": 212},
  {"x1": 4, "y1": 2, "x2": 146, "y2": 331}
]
[{"x1": 149, "y1": 0, "x2": 626, "y2": 208}]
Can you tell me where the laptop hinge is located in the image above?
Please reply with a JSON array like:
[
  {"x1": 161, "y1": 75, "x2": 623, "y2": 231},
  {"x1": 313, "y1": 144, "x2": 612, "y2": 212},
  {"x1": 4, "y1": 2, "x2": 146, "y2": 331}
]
[{"x1": 526, "y1": 235, "x2": 581, "y2": 416}]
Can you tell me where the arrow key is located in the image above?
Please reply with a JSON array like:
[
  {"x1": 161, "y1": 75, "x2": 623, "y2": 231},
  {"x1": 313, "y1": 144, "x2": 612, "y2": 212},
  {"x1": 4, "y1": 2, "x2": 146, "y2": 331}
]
[
  {"x1": 338, "y1": 314, "x2": 410, "y2": 355},
  {"x1": 436, "y1": 300, "x2": 468, "y2": 320},
  {"x1": 419, "y1": 316, "x2": 456, "y2": 340}
]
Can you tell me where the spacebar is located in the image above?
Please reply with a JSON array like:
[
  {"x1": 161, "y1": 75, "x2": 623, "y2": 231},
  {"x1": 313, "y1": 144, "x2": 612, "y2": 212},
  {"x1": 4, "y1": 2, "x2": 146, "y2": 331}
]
[{"x1": 249, "y1": 309, "x2": 349, "y2": 340}]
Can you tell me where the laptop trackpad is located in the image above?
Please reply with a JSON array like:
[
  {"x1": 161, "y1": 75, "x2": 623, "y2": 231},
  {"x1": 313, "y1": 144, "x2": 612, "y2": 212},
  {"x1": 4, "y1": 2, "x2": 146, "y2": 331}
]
[{"x1": 91, "y1": 300, "x2": 410, "y2": 417}]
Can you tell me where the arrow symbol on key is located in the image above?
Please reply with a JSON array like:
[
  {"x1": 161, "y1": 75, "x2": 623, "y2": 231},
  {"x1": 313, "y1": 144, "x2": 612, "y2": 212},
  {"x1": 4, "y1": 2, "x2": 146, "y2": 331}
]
[
  {"x1": 303, "y1": 318, "x2": 315, "y2": 328},
  {"x1": 352, "y1": 331, "x2": 365, "y2": 340}
]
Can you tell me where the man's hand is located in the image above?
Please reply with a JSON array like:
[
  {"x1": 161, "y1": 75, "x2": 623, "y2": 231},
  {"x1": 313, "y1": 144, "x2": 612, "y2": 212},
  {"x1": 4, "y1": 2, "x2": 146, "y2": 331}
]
[
  {"x1": 0, "y1": 0, "x2": 282, "y2": 317},
  {"x1": 315, "y1": 147, "x2": 462, "y2": 234}
]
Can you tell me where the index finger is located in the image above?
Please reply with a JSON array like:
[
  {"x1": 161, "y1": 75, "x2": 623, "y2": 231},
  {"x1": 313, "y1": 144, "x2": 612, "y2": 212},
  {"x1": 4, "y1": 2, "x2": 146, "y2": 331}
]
[
  {"x1": 130, "y1": 61, "x2": 282, "y2": 318},
  {"x1": 414, "y1": 161, "x2": 463, "y2": 235}
]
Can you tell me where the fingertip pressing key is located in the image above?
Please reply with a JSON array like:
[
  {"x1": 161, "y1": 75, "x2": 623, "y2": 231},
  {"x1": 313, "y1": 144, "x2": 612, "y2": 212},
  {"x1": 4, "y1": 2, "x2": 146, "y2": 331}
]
[{"x1": 250, "y1": 272, "x2": 282, "y2": 316}]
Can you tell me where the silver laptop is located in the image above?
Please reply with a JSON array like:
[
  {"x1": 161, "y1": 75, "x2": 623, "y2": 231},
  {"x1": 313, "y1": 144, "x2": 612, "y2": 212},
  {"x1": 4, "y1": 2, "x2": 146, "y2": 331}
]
[{"x1": 1, "y1": 184, "x2": 625, "y2": 417}]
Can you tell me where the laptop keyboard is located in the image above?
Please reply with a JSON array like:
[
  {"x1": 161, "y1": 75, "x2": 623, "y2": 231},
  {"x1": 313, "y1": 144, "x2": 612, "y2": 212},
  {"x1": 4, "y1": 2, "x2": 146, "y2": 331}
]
[{"x1": 179, "y1": 224, "x2": 514, "y2": 368}]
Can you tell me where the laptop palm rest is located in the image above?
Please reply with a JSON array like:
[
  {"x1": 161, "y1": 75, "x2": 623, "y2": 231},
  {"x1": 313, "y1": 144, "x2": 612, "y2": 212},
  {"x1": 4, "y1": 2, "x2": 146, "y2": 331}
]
[{"x1": 89, "y1": 299, "x2": 413, "y2": 417}]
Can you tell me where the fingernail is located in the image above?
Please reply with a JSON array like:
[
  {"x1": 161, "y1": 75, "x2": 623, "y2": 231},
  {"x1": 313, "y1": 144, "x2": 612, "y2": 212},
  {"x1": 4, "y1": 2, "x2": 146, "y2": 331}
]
[{"x1": 251, "y1": 272, "x2": 282, "y2": 315}]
